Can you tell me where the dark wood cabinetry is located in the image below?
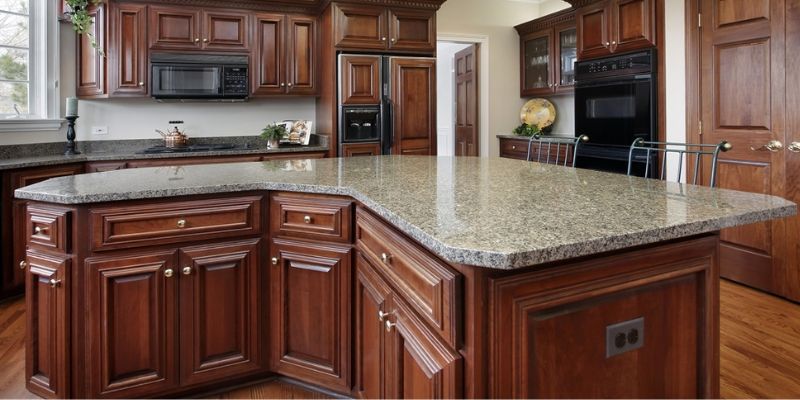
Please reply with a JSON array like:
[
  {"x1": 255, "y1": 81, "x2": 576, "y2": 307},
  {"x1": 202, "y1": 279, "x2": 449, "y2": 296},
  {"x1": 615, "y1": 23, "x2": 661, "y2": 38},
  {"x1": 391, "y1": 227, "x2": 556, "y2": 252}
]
[
  {"x1": 389, "y1": 57, "x2": 437, "y2": 155},
  {"x1": 342, "y1": 143, "x2": 382, "y2": 157},
  {"x1": 286, "y1": 16, "x2": 316, "y2": 95},
  {"x1": 515, "y1": 9, "x2": 576, "y2": 97},
  {"x1": 333, "y1": 3, "x2": 435, "y2": 54},
  {"x1": 577, "y1": 0, "x2": 655, "y2": 60},
  {"x1": 498, "y1": 136, "x2": 576, "y2": 166},
  {"x1": 109, "y1": 3, "x2": 148, "y2": 96},
  {"x1": 149, "y1": 6, "x2": 250, "y2": 51},
  {"x1": 340, "y1": 55, "x2": 382, "y2": 105},
  {"x1": 252, "y1": 14, "x2": 316, "y2": 95},
  {"x1": 203, "y1": 10, "x2": 251, "y2": 51},
  {"x1": 77, "y1": 4, "x2": 106, "y2": 98}
]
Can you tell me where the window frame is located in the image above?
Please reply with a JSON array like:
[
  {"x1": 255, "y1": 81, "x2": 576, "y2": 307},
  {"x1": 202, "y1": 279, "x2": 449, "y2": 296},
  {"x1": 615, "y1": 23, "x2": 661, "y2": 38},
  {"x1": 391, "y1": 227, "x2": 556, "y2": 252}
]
[{"x1": 0, "y1": 0, "x2": 63, "y2": 132}]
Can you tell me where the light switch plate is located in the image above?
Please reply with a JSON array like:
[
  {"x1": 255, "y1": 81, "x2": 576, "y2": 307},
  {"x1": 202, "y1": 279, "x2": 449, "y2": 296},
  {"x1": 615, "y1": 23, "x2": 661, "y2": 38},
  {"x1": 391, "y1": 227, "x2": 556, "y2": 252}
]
[{"x1": 91, "y1": 126, "x2": 109, "y2": 135}]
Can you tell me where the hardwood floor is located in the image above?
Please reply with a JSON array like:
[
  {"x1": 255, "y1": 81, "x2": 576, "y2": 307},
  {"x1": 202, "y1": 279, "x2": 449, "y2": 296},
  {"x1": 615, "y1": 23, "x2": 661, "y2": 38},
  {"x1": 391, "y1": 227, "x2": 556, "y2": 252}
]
[{"x1": 0, "y1": 280, "x2": 798, "y2": 399}]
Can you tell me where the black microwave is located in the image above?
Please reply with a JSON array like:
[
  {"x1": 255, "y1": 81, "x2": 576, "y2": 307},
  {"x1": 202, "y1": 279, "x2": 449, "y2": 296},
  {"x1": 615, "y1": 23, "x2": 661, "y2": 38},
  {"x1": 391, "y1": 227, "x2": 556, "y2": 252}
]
[{"x1": 151, "y1": 53, "x2": 249, "y2": 100}]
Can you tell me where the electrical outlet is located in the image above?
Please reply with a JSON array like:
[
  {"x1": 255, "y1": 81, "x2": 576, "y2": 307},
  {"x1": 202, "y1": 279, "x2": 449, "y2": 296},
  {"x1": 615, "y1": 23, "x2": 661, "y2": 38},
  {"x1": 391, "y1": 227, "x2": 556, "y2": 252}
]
[
  {"x1": 606, "y1": 317, "x2": 644, "y2": 358},
  {"x1": 92, "y1": 126, "x2": 109, "y2": 135}
]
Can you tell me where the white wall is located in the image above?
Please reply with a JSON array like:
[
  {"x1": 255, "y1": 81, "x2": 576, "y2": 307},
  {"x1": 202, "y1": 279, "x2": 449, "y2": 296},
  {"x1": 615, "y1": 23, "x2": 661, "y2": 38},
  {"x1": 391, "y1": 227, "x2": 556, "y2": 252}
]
[
  {"x1": 436, "y1": 42, "x2": 471, "y2": 156},
  {"x1": 437, "y1": 0, "x2": 543, "y2": 157},
  {"x1": 664, "y1": 0, "x2": 687, "y2": 180}
]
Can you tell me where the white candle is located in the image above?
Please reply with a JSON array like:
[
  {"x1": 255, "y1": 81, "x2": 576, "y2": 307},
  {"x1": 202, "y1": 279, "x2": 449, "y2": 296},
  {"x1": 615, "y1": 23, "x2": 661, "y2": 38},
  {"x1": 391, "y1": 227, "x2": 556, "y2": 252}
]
[{"x1": 66, "y1": 97, "x2": 78, "y2": 117}]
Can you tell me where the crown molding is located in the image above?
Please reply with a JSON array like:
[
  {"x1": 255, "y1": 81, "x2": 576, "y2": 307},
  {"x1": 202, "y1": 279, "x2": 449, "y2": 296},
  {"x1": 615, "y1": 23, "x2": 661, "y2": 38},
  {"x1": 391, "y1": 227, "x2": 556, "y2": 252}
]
[
  {"x1": 119, "y1": 0, "x2": 447, "y2": 14},
  {"x1": 514, "y1": 7, "x2": 575, "y2": 35}
]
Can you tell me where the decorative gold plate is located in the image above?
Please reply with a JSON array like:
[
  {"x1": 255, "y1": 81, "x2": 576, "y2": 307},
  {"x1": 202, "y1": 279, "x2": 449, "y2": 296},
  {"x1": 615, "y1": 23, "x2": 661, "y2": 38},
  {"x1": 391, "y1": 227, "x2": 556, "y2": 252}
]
[{"x1": 520, "y1": 98, "x2": 556, "y2": 129}]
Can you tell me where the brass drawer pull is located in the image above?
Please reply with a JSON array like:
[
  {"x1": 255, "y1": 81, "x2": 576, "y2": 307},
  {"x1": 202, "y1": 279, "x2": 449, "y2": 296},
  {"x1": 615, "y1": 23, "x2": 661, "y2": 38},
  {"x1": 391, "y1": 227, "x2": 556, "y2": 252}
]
[
  {"x1": 164, "y1": 268, "x2": 174, "y2": 278},
  {"x1": 49, "y1": 279, "x2": 61, "y2": 288},
  {"x1": 177, "y1": 219, "x2": 187, "y2": 228},
  {"x1": 304, "y1": 215, "x2": 312, "y2": 224}
]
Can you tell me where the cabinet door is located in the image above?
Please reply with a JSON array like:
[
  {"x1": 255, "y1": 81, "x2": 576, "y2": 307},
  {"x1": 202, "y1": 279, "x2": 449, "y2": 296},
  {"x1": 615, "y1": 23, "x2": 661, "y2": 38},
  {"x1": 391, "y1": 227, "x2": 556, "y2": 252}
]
[
  {"x1": 520, "y1": 29, "x2": 554, "y2": 97},
  {"x1": 342, "y1": 143, "x2": 382, "y2": 157},
  {"x1": 203, "y1": 10, "x2": 250, "y2": 51},
  {"x1": 388, "y1": 9, "x2": 436, "y2": 53},
  {"x1": 109, "y1": 3, "x2": 148, "y2": 96},
  {"x1": 340, "y1": 55, "x2": 382, "y2": 105},
  {"x1": 10, "y1": 201, "x2": 27, "y2": 291},
  {"x1": 86, "y1": 252, "x2": 179, "y2": 398},
  {"x1": 390, "y1": 57, "x2": 437, "y2": 155},
  {"x1": 385, "y1": 296, "x2": 463, "y2": 399},
  {"x1": 252, "y1": 14, "x2": 286, "y2": 95},
  {"x1": 554, "y1": 24, "x2": 577, "y2": 93},
  {"x1": 179, "y1": 240, "x2": 264, "y2": 386},
  {"x1": 333, "y1": 4, "x2": 388, "y2": 50},
  {"x1": 577, "y1": 1, "x2": 612, "y2": 60},
  {"x1": 354, "y1": 254, "x2": 392, "y2": 399},
  {"x1": 77, "y1": 4, "x2": 106, "y2": 98},
  {"x1": 25, "y1": 252, "x2": 70, "y2": 399},
  {"x1": 287, "y1": 16, "x2": 316, "y2": 95},
  {"x1": 85, "y1": 162, "x2": 127, "y2": 173},
  {"x1": 149, "y1": 6, "x2": 201, "y2": 50},
  {"x1": 270, "y1": 240, "x2": 352, "y2": 392},
  {"x1": 611, "y1": 0, "x2": 656, "y2": 53}
]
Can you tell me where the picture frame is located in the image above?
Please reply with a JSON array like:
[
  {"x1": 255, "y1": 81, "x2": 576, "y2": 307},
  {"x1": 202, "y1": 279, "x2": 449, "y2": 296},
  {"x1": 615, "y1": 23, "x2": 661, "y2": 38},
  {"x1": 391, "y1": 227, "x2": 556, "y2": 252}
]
[{"x1": 280, "y1": 120, "x2": 313, "y2": 146}]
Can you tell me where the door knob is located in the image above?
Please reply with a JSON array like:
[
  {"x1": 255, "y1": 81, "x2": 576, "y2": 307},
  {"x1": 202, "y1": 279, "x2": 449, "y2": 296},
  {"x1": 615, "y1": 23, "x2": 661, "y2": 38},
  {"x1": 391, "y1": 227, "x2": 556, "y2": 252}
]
[
  {"x1": 789, "y1": 142, "x2": 800, "y2": 153},
  {"x1": 750, "y1": 140, "x2": 783, "y2": 152},
  {"x1": 182, "y1": 267, "x2": 192, "y2": 275}
]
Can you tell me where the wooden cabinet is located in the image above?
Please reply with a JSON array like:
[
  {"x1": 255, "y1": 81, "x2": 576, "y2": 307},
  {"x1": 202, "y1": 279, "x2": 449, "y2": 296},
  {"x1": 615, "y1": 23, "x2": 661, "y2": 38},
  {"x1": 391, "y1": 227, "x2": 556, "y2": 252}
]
[
  {"x1": 498, "y1": 137, "x2": 530, "y2": 160},
  {"x1": 342, "y1": 143, "x2": 382, "y2": 157},
  {"x1": 203, "y1": 10, "x2": 250, "y2": 51},
  {"x1": 269, "y1": 239, "x2": 352, "y2": 392},
  {"x1": 148, "y1": 6, "x2": 201, "y2": 50},
  {"x1": 498, "y1": 136, "x2": 576, "y2": 165},
  {"x1": 576, "y1": 0, "x2": 655, "y2": 60},
  {"x1": 77, "y1": 4, "x2": 106, "y2": 98},
  {"x1": 333, "y1": 3, "x2": 435, "y2": 54},
  {"x1": 109, "y1": 3, "x2": 148, "y2": 96},
  {"x1": 340, "y1": 55, "x2": 382, "y2": 105},
  {"x1": 252, "y1": 14, "x2": 316, "y2": 96},
  {"x1": 515, "y1": 9, "x2": 576, "y2": 97},
  {"x1": 389, "y1": 57, "x2": 437, "y2": 155}
]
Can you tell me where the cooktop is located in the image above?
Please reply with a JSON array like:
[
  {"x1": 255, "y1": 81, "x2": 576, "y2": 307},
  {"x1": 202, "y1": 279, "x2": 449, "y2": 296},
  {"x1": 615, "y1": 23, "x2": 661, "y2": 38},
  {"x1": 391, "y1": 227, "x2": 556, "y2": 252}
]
[{"x1": 138, "y1": 144, "x2": 239, "y2": 154}]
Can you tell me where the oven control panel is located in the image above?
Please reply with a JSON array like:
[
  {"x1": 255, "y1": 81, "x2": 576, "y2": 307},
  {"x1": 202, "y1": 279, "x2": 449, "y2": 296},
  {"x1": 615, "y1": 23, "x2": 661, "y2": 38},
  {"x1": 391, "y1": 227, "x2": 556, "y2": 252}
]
[{"x1": 576, "y1": 50, "x2": 654, "y2": 79}]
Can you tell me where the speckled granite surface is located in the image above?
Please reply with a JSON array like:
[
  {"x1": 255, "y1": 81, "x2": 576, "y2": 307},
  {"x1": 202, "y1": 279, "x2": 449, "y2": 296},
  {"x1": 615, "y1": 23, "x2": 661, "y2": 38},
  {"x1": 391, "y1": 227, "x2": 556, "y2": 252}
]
[{"x1": 15, "y1": 156, "x2": 796, "y2": 269}]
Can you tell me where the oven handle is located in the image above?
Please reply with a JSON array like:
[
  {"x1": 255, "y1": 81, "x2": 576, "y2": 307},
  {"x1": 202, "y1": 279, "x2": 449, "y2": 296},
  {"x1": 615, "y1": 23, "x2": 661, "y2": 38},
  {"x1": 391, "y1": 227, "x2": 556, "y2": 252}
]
[{"x1": 576, "y1": 74, "x2": 652, "y2": 89}]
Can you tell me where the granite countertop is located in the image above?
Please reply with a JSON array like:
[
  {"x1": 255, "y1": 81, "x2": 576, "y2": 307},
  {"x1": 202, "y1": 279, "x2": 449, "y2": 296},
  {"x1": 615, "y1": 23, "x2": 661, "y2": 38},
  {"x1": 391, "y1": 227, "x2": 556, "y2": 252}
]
[{"x1": 15, "y1": 156, "x2": 796, "y2": 269}]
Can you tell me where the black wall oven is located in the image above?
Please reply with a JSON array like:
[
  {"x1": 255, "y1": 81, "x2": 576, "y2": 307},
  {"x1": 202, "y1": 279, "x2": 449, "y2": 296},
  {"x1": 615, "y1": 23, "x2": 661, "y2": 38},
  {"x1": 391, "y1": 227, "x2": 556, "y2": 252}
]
[{"x1": 575, "y1": 50, "x2": 656, "y2": 175}]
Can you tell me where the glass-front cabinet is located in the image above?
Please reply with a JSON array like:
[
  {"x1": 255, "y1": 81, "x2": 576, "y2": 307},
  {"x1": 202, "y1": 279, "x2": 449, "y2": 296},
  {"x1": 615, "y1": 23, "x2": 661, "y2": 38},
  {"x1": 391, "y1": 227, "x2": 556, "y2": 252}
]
[
  {"x1": 521, "y1": 30, "x2": 552, "y2": 96},
  {"x1": 555, "y1": 25, "x2": 577, "y2": 91},
  {"x1": 516, "y1": 9, "x2": 576, "y2": 97}
]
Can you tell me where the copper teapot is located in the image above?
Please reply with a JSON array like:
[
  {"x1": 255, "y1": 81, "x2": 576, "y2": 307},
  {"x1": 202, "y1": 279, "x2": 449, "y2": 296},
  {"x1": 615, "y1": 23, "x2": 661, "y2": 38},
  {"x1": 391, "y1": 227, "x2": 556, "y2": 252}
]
[{"x1": 156, "y1": 125, "x2": 188, "y2": 148}]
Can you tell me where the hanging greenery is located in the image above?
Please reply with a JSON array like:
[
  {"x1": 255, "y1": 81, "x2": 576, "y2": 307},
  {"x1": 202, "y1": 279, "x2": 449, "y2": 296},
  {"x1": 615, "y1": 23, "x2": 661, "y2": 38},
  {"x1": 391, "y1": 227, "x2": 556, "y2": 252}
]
[{"x1": 64, "y1": 0, "x2": 104, "y2": 53}]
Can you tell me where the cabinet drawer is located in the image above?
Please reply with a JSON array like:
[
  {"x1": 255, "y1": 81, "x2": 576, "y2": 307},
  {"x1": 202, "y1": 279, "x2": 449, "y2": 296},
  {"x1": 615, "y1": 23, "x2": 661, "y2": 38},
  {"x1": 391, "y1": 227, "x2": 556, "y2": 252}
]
[
  {"x1": 26, "y1": 205, "x2": 70, "y2": 253},
  {"x1": 90, "y1": 196, "x2": 263, "y2": 251},
  {"x1": 499, "y1": 138, "x2": 529, "y2": 160},
  {"x1": 270, "y1": 192, "x2": 353, "y2": 243},
  {"x1": 355, "y1": 207, "x2": 460, "y2": 347}
]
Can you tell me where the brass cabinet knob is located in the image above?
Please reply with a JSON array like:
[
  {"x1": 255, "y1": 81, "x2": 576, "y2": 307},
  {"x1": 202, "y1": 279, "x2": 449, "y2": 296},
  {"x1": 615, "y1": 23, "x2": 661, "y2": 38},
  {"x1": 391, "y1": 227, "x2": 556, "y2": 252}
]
[
  {"x1": 378, "y1": 310, "x2": 394, "y2": 322},
  {"x1": 303, "y1": 215, "x2": 312, "y2": 224},
  {"x1": 49, "y1": 279, "x2": 61, "y2": 288},
  {"x1": 381, "y1": 37, "x2": 387, "y2": 41},
  {"x1": 19, "y1": 260, "x2": 28, "y2": 270},
  {"x1": 287, "y1": 83, "x2": 293, "y2": 87},
  {"x1": 271, "y1": 257, "x2": 279, "y2": 265},
  {"x1": 280, "y1": 83, "x2": 286, "y2": 87},
  {"x1": 611, "y1": 40, "x2": 617, "y2": 45},
  {"x1": 194, "y1": 38, "x2": 200, "y2": 43},
  {"x1": 391, "y1": 38, "x2": 396, "y2": 43},
  {"x1": 182, "y1": 267, "x2": 192, "y2": 275},
  {"x1": 789, "y1": 142, "x2": 800, "y2": 153},
  {"x1": 604, "y1": 41, "x2": 610, "y2": 47},
  {"x1": 511, "y1": 145, "x2": 517, "y2": 150},
  {"x1": 139, "y1": 81, "x2": 145, "y2": 87},
  {"x1": 164, "y1": 269, "x2": 174, "y2": 278},
  {"x1": 385, "y1": 319, "x2": 397, "y2": 332},
  {"x1": 380, "y1": 253, "x2": 391, "y2": 263},
  {"x1": 203, "y1": 38, "x2": 209, "y2": 43},
  {"x1": 34, "y1": 226, "x2": 45, "y2": 234},
  {"x1": 751, "y1": 140, "x2": 783, "y2": 152},
  {"x1": 177, "y1": 219, "x2": 186, "y2": 228}
]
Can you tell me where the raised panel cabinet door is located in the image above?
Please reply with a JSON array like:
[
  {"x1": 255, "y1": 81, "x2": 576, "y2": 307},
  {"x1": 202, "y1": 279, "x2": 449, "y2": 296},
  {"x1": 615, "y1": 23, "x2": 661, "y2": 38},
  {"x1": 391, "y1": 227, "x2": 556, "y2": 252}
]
[
  {"x1": 577, "y1": 1, "x2": 612, "y2": 60},
  {"x1": 390, "y1": 57, "x2": 437, "y2": 155},
  {"x1": 270, "y1": 239, "x2": 352, "y2": 393},
  {"x1": 77, "y1": 4, "x2": 106, "y2": 98},
  {"x1": 203, "y1": 10, "x2": 250, "y2": 51},
  {"x1": 109, "y1": 2, "x2": 148, "y2": 96},
  {"x1": 340, "y1": 55, "x2": 382, "y2": 105},
  {"x1": 384, "y1": 296, "x2": 463, "y2": 399},
  {"x1": 611, "y1": 0, "x2": 656, "y2": 53},
  {"x1": 333, "y1": 4, "x2": 388, "y2": 50},
  {"x1": 287, "y1": 16, "x2": 316, "y2": 95},
  {"x1": 252, "y1": 14, "x2": 286, "y2": 95},
  {"x1": 25, "y1": 252, "x2": 70, "y2": 399},
  {"x1": 354, "y1": 254, "x2": 392, "y2": 399},
  {"x1": 149, "y1": 6, "x2": 201, "y2": 50},
  {"x1": 342, "y1": 143, "x2": 382, "y2": 157},
  {"x1": 9, "y1": 201, "x2": 27, "y2": 292},
  {"x1": 86, "y1": 251, "x2": 179, "y2": 398},
  {"x1": 388, "y1": 9, "x2": 436, "y2": 53},
  {"x1": 179, "y1": 240, "x2": 264, "y2": 386}
]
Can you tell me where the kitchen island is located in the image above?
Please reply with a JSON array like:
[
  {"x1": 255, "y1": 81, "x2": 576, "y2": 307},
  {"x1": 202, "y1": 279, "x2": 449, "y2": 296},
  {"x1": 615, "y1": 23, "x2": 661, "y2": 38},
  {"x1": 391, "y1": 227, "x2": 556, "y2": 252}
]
[{"x1": 14, "y1": 156, "x2": 795, "y2": 399}]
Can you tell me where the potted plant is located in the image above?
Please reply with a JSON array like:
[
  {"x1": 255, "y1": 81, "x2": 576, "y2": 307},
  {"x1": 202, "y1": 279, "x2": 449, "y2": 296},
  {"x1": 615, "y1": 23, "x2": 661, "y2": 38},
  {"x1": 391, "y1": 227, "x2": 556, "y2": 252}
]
[
  {"x1": 65, "y1": 0, "x2": 104, "y2": 52},
  {"x1": 261, "y1": 123, "x2": 287, "y2": 149},
  {"x1": 513, "y1": 123, "x2": 541, "y2": 137}
]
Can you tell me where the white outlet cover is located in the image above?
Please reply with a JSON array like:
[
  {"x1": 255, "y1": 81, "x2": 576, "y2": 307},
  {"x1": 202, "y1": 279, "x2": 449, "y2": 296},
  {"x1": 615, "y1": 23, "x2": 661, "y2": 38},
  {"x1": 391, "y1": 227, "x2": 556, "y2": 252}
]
[{"x1": 92, "y1": 126, "x2": 109, "y2": 135}]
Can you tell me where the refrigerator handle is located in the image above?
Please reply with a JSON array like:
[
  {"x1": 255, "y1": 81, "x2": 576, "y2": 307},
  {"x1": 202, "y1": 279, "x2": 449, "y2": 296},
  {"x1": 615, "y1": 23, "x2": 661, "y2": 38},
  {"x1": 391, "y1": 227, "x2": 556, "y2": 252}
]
[{"x1": 382, "y1": 97, "x2": 394, "y2": 155}]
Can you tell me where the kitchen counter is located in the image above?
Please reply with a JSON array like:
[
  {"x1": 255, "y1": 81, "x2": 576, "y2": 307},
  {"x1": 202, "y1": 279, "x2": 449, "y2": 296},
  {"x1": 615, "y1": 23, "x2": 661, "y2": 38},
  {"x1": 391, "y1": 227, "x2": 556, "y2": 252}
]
[{"x1": 15, "y1": 155, "x2": 795, "y2": 269}]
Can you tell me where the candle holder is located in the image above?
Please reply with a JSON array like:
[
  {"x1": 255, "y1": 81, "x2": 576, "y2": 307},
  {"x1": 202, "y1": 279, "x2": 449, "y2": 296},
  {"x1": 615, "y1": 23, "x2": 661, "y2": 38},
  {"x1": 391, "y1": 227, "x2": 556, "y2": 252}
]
[{"x1": 64, "y1": 116, "x2": 82, "y2": 156}]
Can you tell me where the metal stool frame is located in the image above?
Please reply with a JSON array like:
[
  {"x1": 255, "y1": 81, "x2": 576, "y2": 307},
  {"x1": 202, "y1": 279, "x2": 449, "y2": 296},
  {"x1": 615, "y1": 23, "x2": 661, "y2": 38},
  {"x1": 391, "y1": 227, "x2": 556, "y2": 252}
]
[
  {"x1": 526, "y1": 134, "x2": 590, "y2": 167},
  {"x1": 626, "y1": 138, "x2": 732, "y2": 187}
]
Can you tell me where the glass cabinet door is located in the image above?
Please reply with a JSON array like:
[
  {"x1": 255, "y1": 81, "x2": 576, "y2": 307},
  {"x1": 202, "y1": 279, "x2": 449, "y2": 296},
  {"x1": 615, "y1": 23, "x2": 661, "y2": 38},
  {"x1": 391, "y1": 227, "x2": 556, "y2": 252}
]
[
  {"x1": 522, "y1": 31, "x2": 552, "y2": 95},
  {"x1": 557, "y1": 27, "x2": 577, "y2": 90}
]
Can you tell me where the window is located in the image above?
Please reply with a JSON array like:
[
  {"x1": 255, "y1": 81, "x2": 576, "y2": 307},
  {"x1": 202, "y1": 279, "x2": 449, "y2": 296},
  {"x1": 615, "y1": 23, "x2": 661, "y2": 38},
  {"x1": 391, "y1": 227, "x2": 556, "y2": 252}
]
[{"x1": 0, "y1": 0, "x2": 60, "y2": 130}]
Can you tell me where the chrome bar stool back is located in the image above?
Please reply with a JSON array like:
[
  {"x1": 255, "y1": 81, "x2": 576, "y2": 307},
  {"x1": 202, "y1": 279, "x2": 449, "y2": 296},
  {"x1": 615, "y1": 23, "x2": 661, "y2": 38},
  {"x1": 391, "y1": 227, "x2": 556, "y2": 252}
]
[
  {"x1": 526, "y1": 135, "x2": 590, "y2": 167},
  {"x1": 626, "y1": 138, "x2": 732, "y2": 187}
]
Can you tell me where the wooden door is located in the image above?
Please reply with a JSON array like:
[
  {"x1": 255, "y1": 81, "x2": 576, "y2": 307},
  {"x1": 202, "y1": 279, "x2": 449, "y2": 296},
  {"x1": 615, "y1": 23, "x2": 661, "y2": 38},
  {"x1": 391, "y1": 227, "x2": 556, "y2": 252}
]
[
  {"x1": 340, "y1": 55, "x2": 382, "y2": 105},
  {"x1": 354, "y1": 254, "x2": 391, "y2": 399},
  {"x1": 389, "y1": 57, "x2": 437, "y2": 155},
  {"x1": 269, "y1": 240, "x2": 352, "y2": 392},
  {"x1": 333, "y1": 4, "x2": 388, "y2": 50},
  {"x1": 700, "y1": 0, "x2": 787, "y2": 294},
  {"x1": 520, "y1": 30, "x2": 555, "y2": 96},
  {"x1": 25, "y1": 252, "x2": 70, "y2": 399},
  {"x1": 454, "y1": 45, "x2": 479, "y2": 157},
  {"x1": 203, "y1": 11, "x2": 250, "y2": 51},
  {"x1": 149, "y1": 6, "x2": 201, "y2": 50},
  {"x1": 179, "y1": 240, "x2": 264, "y2": 386},
  {"x1": 109, "y1": 2, "x2": 147, "y2": 96},
  {"x1": 86, "y1": 252, "x2": 179, "y2": 398},
  {"x1": 577, "y1": 1, "x2": 612, "y2": 60},
  {"x1": 252, "y1": 14, "x2": 286, "y2": 95},
  {"x1": 287, "y1": 16, "x2": 316, "y2": 95},
  {"x1": 387, "y1": 9, "x2": 436, "y2": 53},
  {"x1": 786, "y1": 0, "x2": 800, "y2": 301},
  {"x1": 385, "y1": 296, "x2": 462, "y2": 399},
  {"x1": 611, "y1": 0, "x2": 656, "y2": 53},
  {"x1": 342, "y1": 143, "x2": 382, "y2": 157},
  {"x1": 77, "y1": 4, "x2": 106, "y2": 98}
]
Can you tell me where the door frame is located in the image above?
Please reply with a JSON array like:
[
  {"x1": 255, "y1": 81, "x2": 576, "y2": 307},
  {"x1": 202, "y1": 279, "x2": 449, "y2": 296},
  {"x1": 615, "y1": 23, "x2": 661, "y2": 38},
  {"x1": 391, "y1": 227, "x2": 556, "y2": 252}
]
[
  {"x1": 437, "y1": 34, "x2": 490, "y2": 157},
  {"x1": 684, "y1": 0, "x2": 701, "y2": 157}
]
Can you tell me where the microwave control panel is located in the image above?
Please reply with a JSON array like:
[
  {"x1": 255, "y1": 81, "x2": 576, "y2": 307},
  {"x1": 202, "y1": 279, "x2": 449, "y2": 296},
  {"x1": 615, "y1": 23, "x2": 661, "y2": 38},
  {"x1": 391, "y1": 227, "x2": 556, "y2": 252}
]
[{"x1": 223, "y1": 67, "x2": 249, "y2": 96}]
